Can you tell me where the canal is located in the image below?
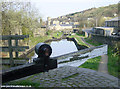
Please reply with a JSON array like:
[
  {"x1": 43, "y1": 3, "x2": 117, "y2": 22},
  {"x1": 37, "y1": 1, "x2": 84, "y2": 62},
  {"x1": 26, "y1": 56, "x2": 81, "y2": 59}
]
[{"x1": 28, "y1": 39, "x2": 78, "y2": 63}]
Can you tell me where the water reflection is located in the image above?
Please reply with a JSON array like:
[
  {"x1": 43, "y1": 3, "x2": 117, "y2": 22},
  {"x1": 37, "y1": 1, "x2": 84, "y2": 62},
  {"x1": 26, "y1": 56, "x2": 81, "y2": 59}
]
[
  {"x1": 29, "y1": 39, "x2": 78, "y2": 63},
  {"x1": 50, "y1": 39, "x2": 78, "y2": 57}
]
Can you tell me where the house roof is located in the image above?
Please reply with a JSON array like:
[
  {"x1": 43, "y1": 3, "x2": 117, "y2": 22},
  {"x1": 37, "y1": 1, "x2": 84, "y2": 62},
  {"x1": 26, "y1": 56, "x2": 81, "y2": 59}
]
[
  {"x1": 94, "y1": 27, "x2": 114, "y2": 30},
  {"x1": 105, "y1": 17, "x2": 120, "y2": 22}
]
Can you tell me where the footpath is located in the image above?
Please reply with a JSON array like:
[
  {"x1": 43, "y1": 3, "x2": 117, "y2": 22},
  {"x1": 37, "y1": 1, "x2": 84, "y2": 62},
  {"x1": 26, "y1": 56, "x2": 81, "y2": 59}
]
[{"x1": 80, "y1": 37, "x2": 108, "y2": 74}]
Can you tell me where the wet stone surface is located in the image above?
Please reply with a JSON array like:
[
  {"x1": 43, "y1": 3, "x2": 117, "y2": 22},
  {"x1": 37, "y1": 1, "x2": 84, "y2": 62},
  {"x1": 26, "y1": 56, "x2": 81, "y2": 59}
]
[{"x1": 12, "y1": 66, "x2": 119, "y2": 87}]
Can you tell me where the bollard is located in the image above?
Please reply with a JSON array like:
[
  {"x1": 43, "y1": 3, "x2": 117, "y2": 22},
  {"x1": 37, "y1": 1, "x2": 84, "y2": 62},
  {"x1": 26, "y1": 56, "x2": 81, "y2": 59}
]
[
  {"x1": 33, "y1": 43, "x2": 56, "y2": 71},
  {"x1": 2, "y1": 43, "x2": 57, "y2": 83}
]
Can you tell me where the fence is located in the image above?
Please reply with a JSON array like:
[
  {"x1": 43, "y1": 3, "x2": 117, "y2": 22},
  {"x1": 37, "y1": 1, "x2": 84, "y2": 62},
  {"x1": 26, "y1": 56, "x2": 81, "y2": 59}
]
[{"x1": 0, "y1": 34, "x2": 29, "y2": 66}]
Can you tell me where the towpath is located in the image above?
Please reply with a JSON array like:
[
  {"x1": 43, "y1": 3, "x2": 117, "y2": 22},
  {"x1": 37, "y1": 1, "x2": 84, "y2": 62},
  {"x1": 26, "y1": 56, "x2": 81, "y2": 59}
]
[{"x1": 80, "y1": 37, "x2": 108, "y2": 74}]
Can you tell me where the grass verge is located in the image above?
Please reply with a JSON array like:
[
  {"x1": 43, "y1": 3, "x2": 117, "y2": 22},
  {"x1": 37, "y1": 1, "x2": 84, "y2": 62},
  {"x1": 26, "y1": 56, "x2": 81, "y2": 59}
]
[
  {"x1": 79, "y1": 56, "x2": 101, "y2": 71},
  {"x1": 67, "y1": 33, "x2": 88, "y2": 47},
  {"x1": 84, "y1": 37, "x2": 119, "y2": 78},
  {"x1": 84, "y1": 38, "x2": 103, "y2": 46},
  {"x1": 69, "y1": 34, "x2": 101, "y2": 71},
  {"x1": 52, "y1": 31, "x2": 63, "y2": 38},
  {"x1": 6, "y1": 80, "x2": 40, "y2": 87},
  {"x1": 108, "y1": 47, "x2": 120, "y2": 78},
  {"x1": 29, "y1": 36, "x2": 51, "y2": 48},
  {"x1": 29, "y1": 31, "x2": 63, "y2": 48}
]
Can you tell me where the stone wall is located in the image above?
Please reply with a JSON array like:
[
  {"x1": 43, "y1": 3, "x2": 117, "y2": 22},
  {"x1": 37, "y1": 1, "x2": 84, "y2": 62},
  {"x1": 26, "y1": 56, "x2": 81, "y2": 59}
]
[
  {"x1": 86, "y1": 31, "x2": 120, "y2": 46},
  {"x1": 91, "y1": 34, "x2": 119, "y2": 45},
  {"x1": 66, "y1": 37, "x2": 88, "y2": 50}
]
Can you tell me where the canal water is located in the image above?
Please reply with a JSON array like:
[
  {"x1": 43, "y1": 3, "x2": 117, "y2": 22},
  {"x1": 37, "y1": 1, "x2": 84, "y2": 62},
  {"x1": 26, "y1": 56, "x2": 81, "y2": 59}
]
[{"x1": 29, "y1": 39, "x2": 78, "y2": 63}]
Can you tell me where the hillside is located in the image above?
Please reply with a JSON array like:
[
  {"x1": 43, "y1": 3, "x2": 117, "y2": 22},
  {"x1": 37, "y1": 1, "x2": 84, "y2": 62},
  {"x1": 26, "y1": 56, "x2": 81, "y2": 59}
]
[
  {"x1": 57, "y1": 3, "x2": 119, "y2": 28},
  {"x1": 68, "y1": 3, "x2": 118, "y2": 18}
]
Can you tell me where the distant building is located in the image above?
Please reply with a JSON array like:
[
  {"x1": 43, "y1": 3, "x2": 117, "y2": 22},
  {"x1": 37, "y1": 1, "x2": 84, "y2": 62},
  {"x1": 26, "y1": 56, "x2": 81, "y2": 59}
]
[
  {"x1": 47, "y1": 17, "x2": 73, "y2": 31},
  {"x1": 47, "y1": 17, "x2": 51, "y2": 26},
  {"x1": 73, "y1": 22, "x2": 79, "y2": 33},
  {"x1": 92, "y1": 27, "x2": 115, "y2": 36},
  {"x1": 46, "y1": 16, "x2": 81, "y2": 32},
  {"x1": 92, "y1": 17, "x2": 120, "y2": 36},
  {"x1": 65, "y1": 22, "x2": 70, "y2": 24},
  {"x1": 60, "y1": 24, "x2": 73, "y2": 30},
  {"x1": 48, "y1": 24, "x2": 73, "y2": 31},
  {"x1": 52, "y1": 20, "x2": 60, "y2": 25},
  {"x1": 105, "y1": 17, "x2": 120, "y2": 27},
  {"x1": 33, "y1": 26, "x2": 46, "y2": 37}
]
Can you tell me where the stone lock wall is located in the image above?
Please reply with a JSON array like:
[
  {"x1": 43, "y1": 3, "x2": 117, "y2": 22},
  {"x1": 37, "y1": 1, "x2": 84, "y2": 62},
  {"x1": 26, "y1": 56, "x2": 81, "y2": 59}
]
[
  {"x1": 53, "y1": 45, "x2": 108, "y2": 67},
  {"x1": 91, "y1": 34, "x2": 120, "y2": 45},
  {"x1": 86, "y1": 31, "x2": 120, "y2": 46}
]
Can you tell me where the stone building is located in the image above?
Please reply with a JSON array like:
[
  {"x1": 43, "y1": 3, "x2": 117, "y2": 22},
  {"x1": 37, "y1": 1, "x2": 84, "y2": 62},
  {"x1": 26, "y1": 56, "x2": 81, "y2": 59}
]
[
  {"x1": 33, "y1": 26, "x2": 46, "y2": 37},
  {"x1": 105, "y1": 17, "x2": 120, "y2": 27},
  {"x1": 47, "y1": 17, "x2": 51, "y2": 26},
  {"x1": 48, "y1": 24, "x2": 73, "y2": 31},
  {"x1": 92, "y1": 17, "x2": 120, "y2": 36},
  {"x1": 47, "y1": 17, "x2": 73, "y2": 31},
  {"x1": 73, "y1": 22, "x2": 79, "y2": 32},
  {"x1": 92, "y1": 27, "x2": 114, "y2": 36},
  {"x1": 52, "y1": 20, "x2": 60, "y2": 25}
]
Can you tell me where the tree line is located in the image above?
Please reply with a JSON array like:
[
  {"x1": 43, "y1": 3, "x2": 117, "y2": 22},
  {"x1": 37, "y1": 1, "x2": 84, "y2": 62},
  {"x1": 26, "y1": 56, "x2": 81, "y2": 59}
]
[{"x1": 0, "y1": 1, "x2": 42, "y2": 36}]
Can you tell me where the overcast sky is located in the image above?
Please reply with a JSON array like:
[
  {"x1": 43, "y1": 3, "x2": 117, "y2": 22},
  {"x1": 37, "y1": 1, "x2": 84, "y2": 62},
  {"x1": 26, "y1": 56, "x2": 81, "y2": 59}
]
[{"x1": 31, "y1": 0, "x2": 118, "y2": 21}]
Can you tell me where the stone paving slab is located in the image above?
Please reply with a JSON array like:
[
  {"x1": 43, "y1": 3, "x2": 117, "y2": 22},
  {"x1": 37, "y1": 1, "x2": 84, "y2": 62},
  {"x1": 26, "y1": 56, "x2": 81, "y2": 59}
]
[{"x1": 9, "y1": 66, "x2": 119, "y2": 87}]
